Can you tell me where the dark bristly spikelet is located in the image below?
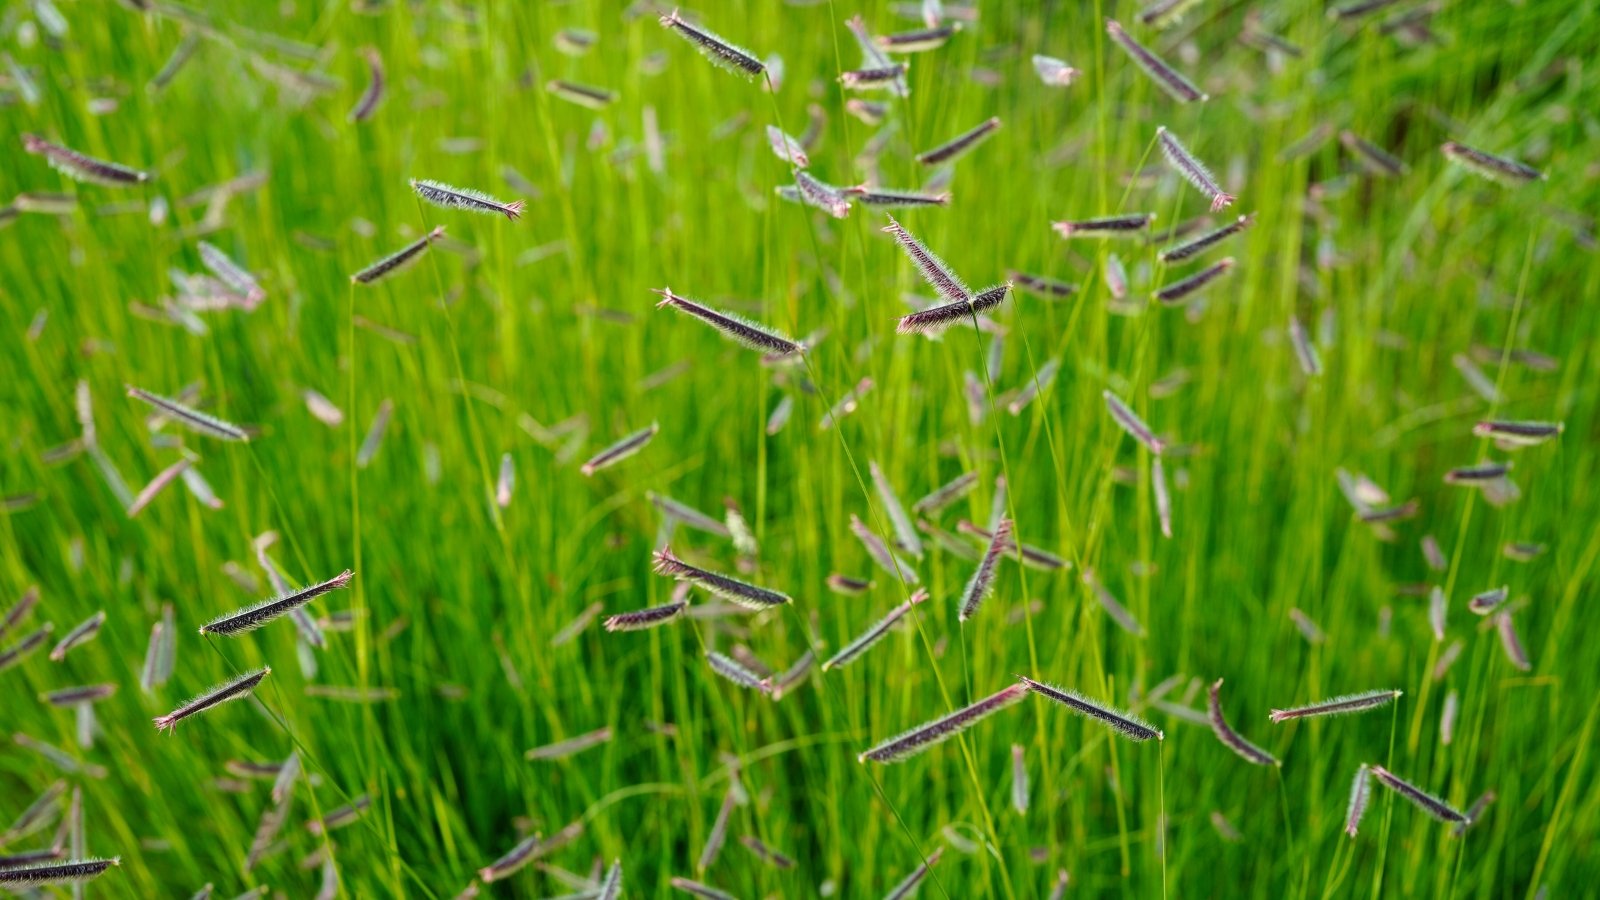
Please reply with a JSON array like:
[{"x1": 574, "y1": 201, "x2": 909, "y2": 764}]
[
  {"x1": 596, "y1": 860, "x2": 623, "y2": 900},
  {"x1": 0, "y1": 857, "x2": 120, "y2": 886},
  {"x1": 1154, "y1": 257, "x2": 1235, "y2": 304},
  {"x1": 697, "y1": 788, "x2": 737, "y2": 872},
  {"x1": 1207, "y1": 680, "x2": 1279, "y2": 766},
  {"x1": 671, "y1": 876, "x2": 739, "y2": 900},
  {"x1": 1158, "y1": 127, "x2": 1234, "y2": 211},
  {"x1": 1011, "y1": 744, "x2": 1029, "y2": 813},
  {"x1": 1103, "y1": 390, "x2": 1165, "y2": 455},
  {"x1": 4, "y1": 779, "x2": 65, "y2": 840},
  {"x1": 198, "y1": 240, "x2": 265, "y2": 304},
  {"x1": 1496, "y1": 612, "x2": 1531, "y2": 671},
  {"x1": 793, "y1": 170, "x2": 852, "y2": 218},
  {"x1": 1139, "y1": 0, "x2": 1204, "y2": 28},
  {"x1": 769, "y1": 650, "x2": 815, "y2": 700},
  {"x1": 844, "y1": 185, "x2": 950, "y2": 208},
  {"x1": 127, "y1": 386, "x2": 248, "y2": 441},
  {"x1": 840, "y1": 64, "x2": 909, "y2": 91},
  {"x1": 411, "y1": 179, "x2": 525, "y2": 221},
  {"x1": 884, "y1": 214, "x2": 969, "y2": 304},
  {"x1": 349, "y1": 47, "x2": 385, "y2": 122},
  {"x1": 604, "y1": 598, "x2": 688, "y2": 632},
  {"x1": 1021, "y1": 676, "x2": 1162, "y2": 741},
  {"x1": 877, "y1": 24, "x2": 958, "y2": 53},
  {"x1": 739, "y1": 836, "x2": 794, "y2": 870},
  {"x1": 546, "y1": 79, "x2": 616, "y2": 110},
  {"x1": 859, "y1": 683, "x2": 1029, "y2": 763},
  {"x1": 883, "y1": 848, "x2": 943, "y2": 900},
  {"x1": 827, "y1": 573, "x2": 874, "y2": 595},
  {"x1": 1441, "y1": 142, "x2": 1544, "y2": 184},
  {"x1": 659, "y1": 9, "x2": 765, "y2": 80},
  {"x1": 1289, "y1": 316, "x2": 1323, "y2": 376},
  {"x1": 1158, "y1": 214, "x2": 1254, "y2": 263},
  {"x1": 652, "y1": 548, "x2": 791, "y2": 609},
  {"x1": 1009, "y1": 271, "x2": 1077, "y2": 298},
  {"x1": 765, "y1": 125, "x2": 809, "y2": 168},
  {"x1": 870, "y1": 461, "x2": 923, "y2": 557},
  {"x1": 958, "y1": 518, "x2": 1013, "y2": 622},
  {"x1": 1, "y1": 585, "x2": 39, "y2": 643},
  {"x1": 706, "y1": 651, "x2": 771, "y2": 694},
  {"x1": 1473, "y1": 420, "x2": 1563, "y2": 447},
  {"x1": 899, "y1": 283, "x2": 1011, "y2": 336},
  {"x1": 1340, "y1": 130, "x2": 1406, "y2": 177},
  {"x1": 0, "y1": 848, "x2": 64, "y2": 868},
  {"x1": 531, "y1": 723, "x2": 617, "y2": 759},
  {"x1": 352, "y1": 227, "x2": 445, "y2": 284},
  {"x1": 849, "y1": 514, "x2": 920, "y2": 584},
  {"x1": 956, "y1": 521, "x2": 1067, "y2": 571},
  {"x1": 49, "y1": 611, "x2": 105, "y2": 662},
  {"x1": 1329, "y1": 0, "x2": 1403, "y2": 20},
  {"x1": 1444, "y1": 461, "x2": 1511, "y2": 484},
  {"x1": 1153, "y1": 456, "x2": 1174, "y2": 538},
  {"x1": 127, "y1": 457, "x2": 193, "y2": 517},
  {"x1": 200, "y1": 570, "x2": 353, "y2": 637},
  {"x1": 41, "y1": 684, "x2": 117, "y2": 706},
  {"x1": 913, "y1": 471, "x2": 978, "y2": 515},
  {"x1": 306, "y1": 795, "x2": 371, "y2": 834},
  {"x1": 580, "y1": 422, "x2": 659, "y2": 476},
  {"x1": 153, "y1": 667, "x2": 270, "y2": 731},
  {"x1": 1052, "y1": 213, "x2": 1156, "y2": 238},
  {"x1": 1345, "y1": 765, "x2": 1372, "y2": 837},
  {"x1": 22, "y1": 134, "x2": 149, "y2": 185},
  {"x1": 1468, "y1": 585, "x2": 1508, "y2": 615},
  {"x1": 1033, "y1": 54, "x2": 1079, "y2": 87},
  {"x1": 478, "y1": 834, "x2": 540, "y2": 882},
  {"x1": 915, "y1": 117, "x2": 1001, "y2": 166},
  {"x1": 1454, "y1": 792, "x2": 1496, "y2": 837},
  {"x1": 823, "y1": 589, "x2": 928, "y2": 671},
  {"x1": 653, "y1": 288, "x2": 804, "y2": 356},
  {"x1": 1105, "y1": 20, "x2": 1206, "y2": 103},
  {"x1": 1270, "y1": 689, "x2": 1401, "y2": 723},
  {"x1": 1369, "y1": 766, "x2": 1469, "y2": 824},
  {"x1": 648, "y1": 492, "x2": 733, "y2": 537},
  {"x1": 1, "y1": 622, "x2": 54, "y2": 671}
]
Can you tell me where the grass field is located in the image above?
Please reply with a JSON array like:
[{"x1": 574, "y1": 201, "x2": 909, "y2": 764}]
[{"x1": 3, "y1": 0, "x2": 1599, "y2": 897}]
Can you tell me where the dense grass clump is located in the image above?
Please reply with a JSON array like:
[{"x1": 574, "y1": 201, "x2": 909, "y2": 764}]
[{"x1": 2, "y1": 2, "x2": 1598, "y2": 897}]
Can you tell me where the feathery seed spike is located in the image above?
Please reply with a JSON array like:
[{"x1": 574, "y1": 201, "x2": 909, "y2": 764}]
[
  {"x1": 1369, "y1": 765, "x2": 1469, "y2": 824},
  {"x1": 580, "y1": 423, "x2": 659, "y2": 476},
  {"x1": 1158, "y1": 214, "x2": 1253, "y2": 263},
  {"x1": 1269, "y1": 689, "x2": 1401, "y2": 722},
  {"x1": 654, "y1": 288, "x2": 804, "y2": 356},
  {"x1": 1207, "y1": 679, "x2": 1279, "y2": 766},
  {"x1": 153, "y1": 667, "x2": 270, "y2": 731},
  {"x1": 1106, "y1": 20, "x2": 1207, "y2": 102},
  {"x1": 1345, "y1": 765, "x2": 1372, "y2": 837},
  {"x1": 822, "y1": 588, "x2": 928, "y2": 671},
  {"x1": 200, "y1": 570, "x2": 353, "y2": 637},
  {"x1": 859, "y1": 683, "x2": 1029, "y2": 763},
  {"x1": 915, "y1": 117, "x2": 1001, "y2": 166},
  {"x1": 958, "y1": 518, "x2": 1013, "y2": 622},
  {"x1": 1103, "y1": 390, "x2": 1165, "y2": 455},
  {"x1": 652, "y1": 548, "x2": 791, "y2": 608},
  {"x1": 1052, "y1": 213, "x2": 1155, "y2": 238},
  {"x1": 1020, "y1": 676, "x2": 1163, "y2": 741},
  {"x1": 351, "y1": 227, "x2": 445, "y2": 284},
  {"x1": 411, "y1": 179, "x2": 525, "y2": 221},
  {"x1": 1153, "y1": 257, "x2": 1235, "y2": 304},
  {"x1": 127, "y1": 386, "x2": 248, "y2": 441},
  {"x1": 1158, "y1": 127, "x2": 1234, "y2": 211},
  {"x1": 22, "y1": 134, "x2": 149, "y2": 185},
  {"x1": 659, "y1": 9, "x2": 765, "y2": 79}
]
